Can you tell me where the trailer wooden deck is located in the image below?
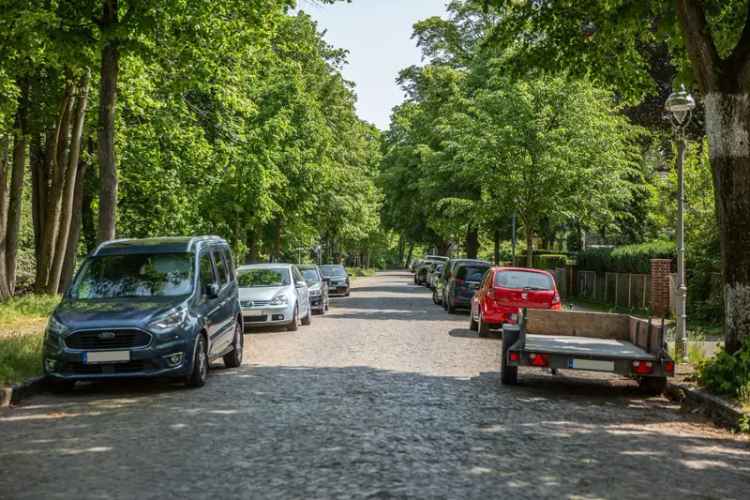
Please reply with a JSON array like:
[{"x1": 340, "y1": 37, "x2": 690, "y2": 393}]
[{"x1": 525, "y1": 334, "x2": 656, "y2": 361}]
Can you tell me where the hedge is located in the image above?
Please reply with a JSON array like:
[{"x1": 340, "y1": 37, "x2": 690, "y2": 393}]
[
  {"x1": 513, "y1": 253, "x2": 569, "y2": 269},
  {"x1": 576, "y1": 241, "x2": 676, "y2": 274}
]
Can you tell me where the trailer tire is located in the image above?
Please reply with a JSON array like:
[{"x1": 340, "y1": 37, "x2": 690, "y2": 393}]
[
  {"x1": 638, "y1": 376, "x2": 667, "y2": 395},
  {"x1": 501, "y1": 326, "x2": 520, "y2": 385}
]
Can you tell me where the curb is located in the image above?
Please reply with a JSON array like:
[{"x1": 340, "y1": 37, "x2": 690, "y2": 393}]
[
  {"x1": 666, "y1": 381, "x2": 747, "y2": 431},
  {"x1": 0, "y1": 376, "x2": 47, "y2": 407}
]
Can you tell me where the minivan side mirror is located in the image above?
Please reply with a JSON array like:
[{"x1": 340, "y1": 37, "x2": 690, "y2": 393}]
[
  {"x1": 295, "y1": 280, "x2": 306, "y2": 288},
  {"x1": 205, "y1": 283, "x2": 220, "y2": 298}
]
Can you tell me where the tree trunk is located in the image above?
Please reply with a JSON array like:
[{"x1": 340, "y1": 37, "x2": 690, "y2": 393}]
[
  {"x1": 0, "y1": 134, "x2": 10, "y2": 299},
  {"x1": 97, "y1": 0, "x2": 120, "y2": 243},
  {"x1": 6, "y1": 85, "x2": 30, "y2": 295},
  {"x1": 704, "y1": 92, "x2": 750, "y2": 353},
  {"x1": 493, "y1": 229, "x2": 500, "y2": 265},
  {"x1": 526, "y1": 228, "x2": 534, "y2": 268},
  {"x1": 49, "y1": 70, "x2": 90, "y2": 294},
  {"x1": 36, "y1": 83, "x2": 74, "y2": 291},
  {"x1": 465, "y1": 225, "x2": 479, "y2": 259},
  {"x1": 59, "y1": 156, "x2": 89, "y2": 293},
  {"x1": 405, "y1": 241, "x2": 414, "y2": 270},
  {"x1": 30, "y1": 133, "x2": 46, "y2": 269}
]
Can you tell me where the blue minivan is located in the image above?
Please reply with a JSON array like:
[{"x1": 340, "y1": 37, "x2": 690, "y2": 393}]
[{"x1": 43, "y1": 236, "x2": 243, "y2": 390}]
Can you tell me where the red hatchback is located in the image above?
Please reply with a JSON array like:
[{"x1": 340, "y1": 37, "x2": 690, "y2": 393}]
[{"x1": 470, "y1": 267, "x2": 561, "y2": 336}]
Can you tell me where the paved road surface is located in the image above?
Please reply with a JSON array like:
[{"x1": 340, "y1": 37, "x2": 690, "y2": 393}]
[{"x1": 1, "y1": 272, "x2": 748, "y2": 499}]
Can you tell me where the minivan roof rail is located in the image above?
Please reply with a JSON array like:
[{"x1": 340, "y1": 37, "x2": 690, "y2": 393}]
[{"x1": 93, "y1": 235, "x2": 226, "y2": 256}]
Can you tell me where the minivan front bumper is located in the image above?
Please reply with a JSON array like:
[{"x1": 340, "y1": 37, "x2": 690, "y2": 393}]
[{"x1": 43, "y1": 333, "x2": 195, "y2": 381}]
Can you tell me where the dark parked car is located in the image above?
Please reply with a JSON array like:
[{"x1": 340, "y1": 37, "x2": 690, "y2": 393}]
[
  {"x1": 442, "y1": 261, "x2": 491, "y2": 314},
  {"x1": 434, "y1": 258, "x2": 490, "y2": 307},
  {"x1": 320, "y1": 264, "x2": 350, "y2": 296},
  {"x1": 414, "y1": 255, "x2": 448, "y2": 285},
  {"x1": 299, "y1": 264, "x2": 329, "y2": 314},
  {"x1": 43, "y1": 236, "x2": 243, "y2": 391}
]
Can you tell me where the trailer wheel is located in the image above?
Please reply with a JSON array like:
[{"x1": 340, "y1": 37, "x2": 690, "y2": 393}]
[
  {"x1": 501, "y1": 326, "x2": 520, "y2": 385},
  {"x1": 638, "y1": 376, "x2": 667, "y2": 395}
]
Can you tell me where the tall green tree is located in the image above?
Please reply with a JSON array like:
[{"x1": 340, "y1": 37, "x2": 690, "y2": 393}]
[{"x1": 482, "y1": 0, "x2": 750, "y2": 352}]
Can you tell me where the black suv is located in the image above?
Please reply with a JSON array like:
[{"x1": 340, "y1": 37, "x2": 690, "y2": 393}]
[
  {"x1": 440, "y1": 260, "x2": 491, "y2": 313},
  {"x1": 43, "y1": 236, "x2": 243, "y2": 390}
]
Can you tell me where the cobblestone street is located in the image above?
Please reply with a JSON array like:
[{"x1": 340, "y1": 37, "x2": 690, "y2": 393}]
[{"x1": 1, "y1": 272, "x2": 749, "y2": 499}]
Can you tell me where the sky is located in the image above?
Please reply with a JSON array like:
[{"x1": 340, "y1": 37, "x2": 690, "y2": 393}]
[{"x1": 300, "y1": 0, "x2": 449, "y2": 130}]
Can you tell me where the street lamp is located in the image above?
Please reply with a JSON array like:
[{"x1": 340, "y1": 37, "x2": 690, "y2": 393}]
[{"x1": 665, "y1": 84, "x2": 695, "y2": 362}]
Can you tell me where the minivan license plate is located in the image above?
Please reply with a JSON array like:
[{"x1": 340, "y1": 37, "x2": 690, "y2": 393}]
[{"x1": 84, "y1": 351, "x2": 130, "y2": 364}]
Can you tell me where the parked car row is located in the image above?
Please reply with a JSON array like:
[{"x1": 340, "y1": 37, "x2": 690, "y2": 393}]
[
  {"x1": 43, "y1": 236, "x2": 351, "y2": 391},
  {"x1": 414, "y1": 256, "x2": 562, "y2": 337}
]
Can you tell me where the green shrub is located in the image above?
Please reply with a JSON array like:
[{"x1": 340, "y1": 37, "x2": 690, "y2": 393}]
[
  {"x1": 697, "y1": 338, "x2": 750, "y2": 398},
  {"x1": 576, "y1": 241, "x2": 675, "y2": 274},
  {"x1": 346, "y1": 267, "x2": 377, "y2": 277},
  {"x1": 0, "y1": 332, "x2": 44, "y2": 386},
  {"x1": 512, "y1": 253, "x2": 569, "y2": 269},
  {"x1": 0, "y1": 294, "x2": 60, "y2": 323}
]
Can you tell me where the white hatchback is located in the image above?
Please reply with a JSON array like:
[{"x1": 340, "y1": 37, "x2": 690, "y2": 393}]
[{"x1": 237, "y1": 264, "x2": 312, "y2": 331}]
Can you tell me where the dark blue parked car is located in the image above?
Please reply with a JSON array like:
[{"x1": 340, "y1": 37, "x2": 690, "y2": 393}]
[{"x1": 43, "y1": 236, "x2": 243, "y2": 391}]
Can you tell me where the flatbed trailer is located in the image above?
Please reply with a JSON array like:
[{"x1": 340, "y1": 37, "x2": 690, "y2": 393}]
[{"x1": 501, "y1": 309, "x2": 675, "y2": 394}]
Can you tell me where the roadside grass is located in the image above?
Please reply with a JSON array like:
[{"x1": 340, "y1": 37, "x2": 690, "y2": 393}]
[
  {"x1": 347, "y1": 267, "x2": 377, "y2": 278},
  {"x1": 0, "y1": 294, "x2": 59, "y2": 386}
]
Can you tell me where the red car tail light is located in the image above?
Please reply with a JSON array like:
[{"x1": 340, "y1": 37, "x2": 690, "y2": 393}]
[
  {"x1": 552, "y1": 292, "x2": 561, "y2": 305},
  {"x1": 663, "y1": 360, "x2": 675, "y2": 375},
  {"x1": 632, "y1": 360, "x2": 654, "y2": 375},
  {"x1": 529, "y1": 353, "x2": 549, "y2": 367},
  {"x1": 509, "y1": 352, "x2": 520, "y2": 362}
]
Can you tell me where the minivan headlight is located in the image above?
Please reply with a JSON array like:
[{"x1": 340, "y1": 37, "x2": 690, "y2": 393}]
[
  {"x1": 46, "y1": 315, "x2": 68, "y2": 336},
  {"x1": 148, "y1": 306, "x2": 188, "y2": 334},
  {"x1": 270, "y1": 294, "x2": 289, "y2": 306}
]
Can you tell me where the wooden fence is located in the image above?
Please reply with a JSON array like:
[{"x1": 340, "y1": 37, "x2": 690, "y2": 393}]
[{"x1": 576, "y1": 270, "x2": 651, "y2": 310}]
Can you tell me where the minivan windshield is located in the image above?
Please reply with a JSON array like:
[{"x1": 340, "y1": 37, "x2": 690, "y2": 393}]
[
  {"x1": 320, "y1": 265, "x2": 346, "y2": 277},
  {"x1": 495, "y1": 271, "x2": 553, "y2": 290},
  {"x1": 301, "y1": 268, "x2": 321, "y2": 284},
  {"x1": 70, "y1": 253, "x2": 194, "y2": 299},
  {"x1": 237, "y1": 268, "x2": 290, "y2": 288}
]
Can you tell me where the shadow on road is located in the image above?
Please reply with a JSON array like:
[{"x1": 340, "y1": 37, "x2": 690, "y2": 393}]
[
  {"x1": 2, "y1": 364, "x2": 748, "y2": 498},
  {"x1": 448, "y1": 328, "x2": 501, "y2": 340}
]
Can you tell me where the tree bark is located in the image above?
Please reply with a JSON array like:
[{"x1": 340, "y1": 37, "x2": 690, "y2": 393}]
[
  {"x1": 49, "y1": 70, "x2": 90, "y2": 294},
  {"x1": 493, "y1": 229, "x2": 500, "y2": 265},
  {"x1": 675, "y1": 0, "x2": 750, "y2": 353},
  {"x1": 405, "y1": 241, "x2": 414, "y2": 270},
  {"x1": 704, "y1": 93, "x2": 750, "y2": 353},
  {"x1": 6, "y1": 82, "x2": 30, "y2": 294},
  {"x1": 465, "y1": 225, "x2": 479, "y2": 259},
  {"x1": 59, "y1": 157, "x2": 89, "y2": 293},
  {"x1": 36, "y1": 83, "x2": 74, "y2": 291},
  {"x1": 525, "y1": 228, "x2": 534, "y2": 268},
  {"x1": 97, "y1": 0, "x2": 120, "y2": 243},
  {"x1": 0, "y1": 134, "x2": 10, "y2": 299}
]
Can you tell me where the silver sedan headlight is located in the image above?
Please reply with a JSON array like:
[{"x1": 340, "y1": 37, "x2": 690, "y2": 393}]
[{"x1": 270, "y1": 294, "x2": 289, "y2": 306}]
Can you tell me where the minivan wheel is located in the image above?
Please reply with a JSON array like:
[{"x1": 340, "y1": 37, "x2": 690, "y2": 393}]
[
  {"x1": 287, "y1": 305, "x2": 299, "y2": 332},
  {"x1": 187, "y1": 334, "x2": 208, "y2": 388},
  {"x1": 223, "y1": 320, "x2": 243, "y2": 368}
]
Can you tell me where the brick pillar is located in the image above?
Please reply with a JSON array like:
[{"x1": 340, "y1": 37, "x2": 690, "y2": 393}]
[{"x1": 650, "y1": 258, "x2": 672, "y2": 317}]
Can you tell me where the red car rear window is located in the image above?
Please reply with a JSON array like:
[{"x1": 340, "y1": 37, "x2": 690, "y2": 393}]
[{"x1": 494, "y1": 271, "x2": 553, "y2": 290}]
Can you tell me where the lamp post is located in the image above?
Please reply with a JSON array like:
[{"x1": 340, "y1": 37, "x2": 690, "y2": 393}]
[{"x1": 665, "y1": 84, "x2": 695, "y2": 362}]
